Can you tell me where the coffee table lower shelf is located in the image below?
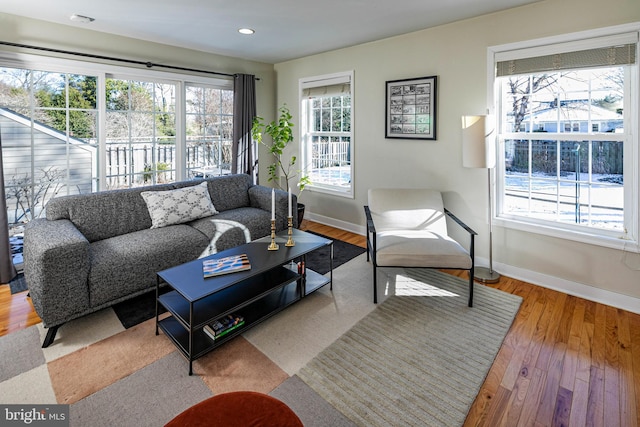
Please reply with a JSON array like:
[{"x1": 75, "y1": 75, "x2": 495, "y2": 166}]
[
  {"x1": 303, "y1": 269, "x2": 330, "y2": 295},
  {"x1": 158, "y1": 277, "x2": 302, "y2": 374}
]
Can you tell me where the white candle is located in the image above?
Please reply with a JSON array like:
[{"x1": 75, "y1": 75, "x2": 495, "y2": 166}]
[
  {"x1": 288, "y1": 187, "x2": 292, "y2": 217},
  {"x1": 271, "y1": 188, "x2": 275, "y2": 220}
]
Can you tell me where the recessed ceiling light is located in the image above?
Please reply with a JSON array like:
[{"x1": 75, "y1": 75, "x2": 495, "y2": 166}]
[
  {"x1": 70, "y1": 14, "x2": 95, "y2": 23},
  {"x1": 238, "y1": 28, "x2": 255, "y2": 35}
]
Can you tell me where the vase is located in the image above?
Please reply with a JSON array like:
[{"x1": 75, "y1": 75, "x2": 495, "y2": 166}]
[{"x1": 296, "y1": 203, "x2": 305, "y2": 228}]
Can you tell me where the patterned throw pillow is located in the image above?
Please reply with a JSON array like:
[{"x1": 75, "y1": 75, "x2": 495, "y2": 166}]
[{"x1": 141, "y1": 182, "x2": 218, "y2": 229}]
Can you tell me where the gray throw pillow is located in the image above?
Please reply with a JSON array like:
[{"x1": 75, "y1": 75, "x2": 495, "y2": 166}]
[{"x1": 141, "y1": 182, "x2": 218, "y2": 228}]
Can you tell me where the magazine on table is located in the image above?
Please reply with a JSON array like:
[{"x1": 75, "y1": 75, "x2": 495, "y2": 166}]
[{"x1": 203, "y1": 253, "x2": 251, "y2": 278}]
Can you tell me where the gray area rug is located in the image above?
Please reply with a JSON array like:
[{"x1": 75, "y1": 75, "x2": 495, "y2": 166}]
[{"x1": 297, "y1": 268, "x2": 522, "y2": 427}]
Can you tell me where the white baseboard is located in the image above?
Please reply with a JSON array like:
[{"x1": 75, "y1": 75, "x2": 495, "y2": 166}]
[
  {"x1": 305, "y1": 211, "x2": 366, "y2": 235},
  {"x1": 305, "y1": 212, "x2": 640, "y2": 315},
  {"x1": 487, "y1": 260, "x2": 640, "y2": 315}
]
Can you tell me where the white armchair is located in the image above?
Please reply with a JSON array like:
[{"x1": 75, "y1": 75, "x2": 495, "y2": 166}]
[{"x1": 364, "y1": 188, "x2": 477, "y2": 305}]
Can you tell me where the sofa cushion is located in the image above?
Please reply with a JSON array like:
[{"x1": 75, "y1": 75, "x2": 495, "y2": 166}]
[
  {"x1": 45, "y1": 185, "x2": 170, "y2": 242},
  {"x1": 189, "y1": 207, "x2": 272, "y2": 256},
  {"x1": 141, "y1": 182, "x2": 218, "y2": 229},
  {"x1": 204, "y1": 174, "x2": 252, "y2": 212},
  {"x1": 45, "y1": 175, "x2": 251, "y2": 242},
  {"x1": 87, "y1": 225, "x2": 210, "y2": 307}
]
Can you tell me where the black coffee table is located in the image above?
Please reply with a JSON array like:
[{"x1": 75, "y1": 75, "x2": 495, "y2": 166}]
[{"x1": 155, "y1": 228, "x2": 333, "y2": 374}]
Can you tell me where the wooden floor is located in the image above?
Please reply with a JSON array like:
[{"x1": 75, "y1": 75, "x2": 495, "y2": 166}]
[{"x1": 1, "y1": 220, "x2": 638, "y2": 426}]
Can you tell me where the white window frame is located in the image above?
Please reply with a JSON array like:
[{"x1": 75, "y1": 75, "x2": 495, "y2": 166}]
[
  {"x1": 487, "y1": 23, "x2": 640, "y2": 252},
  {"x1": 299, "y1": 70, "x2": 354, "y2": 198},
  {"x1": 184, "y1": 82, "x2": 234, "y2": 180},
  {"x1": 103, "y1": 74, "x2": 180, "y2": 188},
  {"x1": 0, "y1": 50, "x2": 232, "y2": 193}
]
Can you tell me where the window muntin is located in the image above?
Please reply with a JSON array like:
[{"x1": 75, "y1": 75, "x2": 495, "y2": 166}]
[
  {"x1": 185, "y1": 85, "x2": 234, "y2": 179},
  {"x1": 1, "y1": 68, "x2": 98, "y2": 224},
  {"x1": 300, "y1": 71, "x2": 353, "y2": 196},
  {"x1": 498, "y1": 67, "x2": 627, "y2": 234},
  {"x1": 309, "y1": 95, "x2": 351, "y2": 189},
  {"x1": 105, "y1": 79, "x2": 177, "y2": 188}
]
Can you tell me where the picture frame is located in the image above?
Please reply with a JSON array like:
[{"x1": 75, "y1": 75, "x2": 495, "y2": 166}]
[{"x1": 385, "y1": 75, "x2": 437, "y2": 140}]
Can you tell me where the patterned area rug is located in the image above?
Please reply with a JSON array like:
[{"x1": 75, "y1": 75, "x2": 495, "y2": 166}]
[{"x1": 0, "y1": 247, "x2": 521, "y2": 426}]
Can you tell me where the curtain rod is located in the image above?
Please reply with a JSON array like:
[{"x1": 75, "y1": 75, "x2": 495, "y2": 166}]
[{"x1": 0, "y1": 40, "x2": 242, "y2": 79}]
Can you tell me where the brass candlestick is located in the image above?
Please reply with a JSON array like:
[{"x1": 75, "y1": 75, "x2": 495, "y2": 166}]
[
  {"x1": 285, "y1": 216, "x2": 295, "y2": 247},
  {"x1": 268, "y1": 219, "x2": 279, "y2": 251}
]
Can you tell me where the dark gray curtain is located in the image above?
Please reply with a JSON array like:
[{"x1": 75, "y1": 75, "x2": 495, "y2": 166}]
[
  {"x1": 231, "y1": 74, "x2": 257, "y2": 183},
  {"x1": 0, "y1": 129, "x2": 17, "y2": 284}
]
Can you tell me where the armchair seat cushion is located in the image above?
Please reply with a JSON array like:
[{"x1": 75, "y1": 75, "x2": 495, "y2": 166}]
[{"x1": 376, "y1": 230, "x2": 472, "y2": 269}]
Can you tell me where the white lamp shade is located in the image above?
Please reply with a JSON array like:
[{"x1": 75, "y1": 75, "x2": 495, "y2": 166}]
[{"x1": 462, "y1": 115, "x2": 496, "y2": 169}]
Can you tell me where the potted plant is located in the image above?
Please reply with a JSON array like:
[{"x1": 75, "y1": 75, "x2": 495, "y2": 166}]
[{"x1": 252, "y1": 105, "x2": 311, "y2": 226}]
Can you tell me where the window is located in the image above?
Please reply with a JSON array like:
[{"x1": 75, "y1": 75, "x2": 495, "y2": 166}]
[
  {"x1": 185, "y1": 85, "x2": 234, "y2": 179},
  {"x1": 1, "y1": 68, "x2": 98, "y2": 223},
  {"x1": 490, "y1": 25, "x2": 639, "y2": 249},
  {"x1": 1, "y1": 53, "x2": 233, "y2": 230},
  {"x1": 105, "y1": 78, "x2": 177, "y2": 188},
  {"x1": 300, "y1": 71, "x2": 353, "y2": 197}
]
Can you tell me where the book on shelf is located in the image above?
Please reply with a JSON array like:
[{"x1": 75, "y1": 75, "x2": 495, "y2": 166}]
[
  {"x1": 203, "y1": 253, "x2": 251, "y2": 278},
  {"x1": 203, "y1": 313, "x2": 245, "y2": 341}
]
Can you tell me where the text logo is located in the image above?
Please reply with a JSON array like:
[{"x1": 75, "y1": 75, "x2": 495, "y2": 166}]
[{"x1": 1, "y1": 405, "x2": 69, "y2": 426}]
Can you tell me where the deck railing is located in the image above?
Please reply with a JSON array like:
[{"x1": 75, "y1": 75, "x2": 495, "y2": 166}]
[
  {"x1": 5, "y1": 140, "x2": 233, "y2": 225},
  {"x1": 105, "y1": 140, "x2": 232, "y2": 188}
]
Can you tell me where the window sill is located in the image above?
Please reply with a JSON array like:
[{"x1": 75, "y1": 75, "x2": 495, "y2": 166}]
[
  {"x1": 495, "y1": 215, "x2": 640, "y2": 253},
  {"x1": 307, "y1": 185, "x2": 353, "y2": 199}
]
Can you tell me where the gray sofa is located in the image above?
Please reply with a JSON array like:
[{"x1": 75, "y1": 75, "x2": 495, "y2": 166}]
[{"x1": 23, "y1": 174, "x2": 295, "y2": 347}]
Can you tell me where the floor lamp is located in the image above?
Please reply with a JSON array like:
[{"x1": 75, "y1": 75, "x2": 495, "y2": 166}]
[{"x1": 462, "y1": 115, "x2": 500, "y2": 284}]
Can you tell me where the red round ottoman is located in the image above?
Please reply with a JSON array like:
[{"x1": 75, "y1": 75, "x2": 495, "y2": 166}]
[{"x1": 165, "y1": 391, "x2": 303, "y2": 427}]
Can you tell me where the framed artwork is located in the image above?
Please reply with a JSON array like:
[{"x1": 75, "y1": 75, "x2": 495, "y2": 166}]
[{"x1": 385, "y1": 75, "x2": 437, "y2": 140}]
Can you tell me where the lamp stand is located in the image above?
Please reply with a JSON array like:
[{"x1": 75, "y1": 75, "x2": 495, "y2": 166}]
[{"x1": 474, "y1": 168, "x2": 500, "y2": 284}]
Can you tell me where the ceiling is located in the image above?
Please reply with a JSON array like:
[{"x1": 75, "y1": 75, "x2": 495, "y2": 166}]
[{"x1": 1, "y1": 0, "x2": 541, "y2": 64}]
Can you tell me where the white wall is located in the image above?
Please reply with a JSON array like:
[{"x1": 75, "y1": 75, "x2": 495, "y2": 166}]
[{"x1": 273, "y1": 0, "x2": 640, "y2": 308}]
